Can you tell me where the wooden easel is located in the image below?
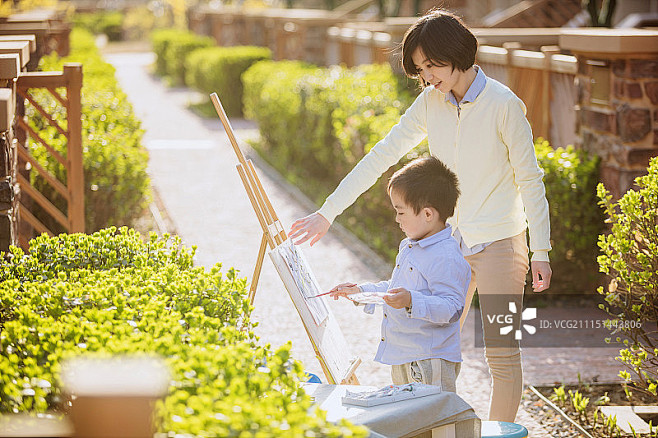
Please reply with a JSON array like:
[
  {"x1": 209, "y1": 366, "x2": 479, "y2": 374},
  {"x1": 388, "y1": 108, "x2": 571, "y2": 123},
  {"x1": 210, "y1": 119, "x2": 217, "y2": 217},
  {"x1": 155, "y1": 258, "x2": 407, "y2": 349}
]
[
  {"x1": 210, "y1": 93, "x2": 360, "y2": 385},
  {"x1": 209, "y1": 93, "x2": 285, "y2": 303}
]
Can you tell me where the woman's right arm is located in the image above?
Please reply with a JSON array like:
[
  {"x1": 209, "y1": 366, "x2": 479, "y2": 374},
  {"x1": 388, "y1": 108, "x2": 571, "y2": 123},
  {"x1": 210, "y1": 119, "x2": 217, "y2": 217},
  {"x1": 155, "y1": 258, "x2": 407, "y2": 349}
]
[{"x1": 289, "y1": 89, "x2": 431, "y2": 245}]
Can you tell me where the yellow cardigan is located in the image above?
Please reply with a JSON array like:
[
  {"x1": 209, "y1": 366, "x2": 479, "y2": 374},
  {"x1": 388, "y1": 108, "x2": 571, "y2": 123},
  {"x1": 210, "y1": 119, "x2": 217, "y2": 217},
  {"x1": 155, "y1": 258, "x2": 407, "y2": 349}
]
[{"x1": 318, "y1": 78, "x2": 551, "y2": 262}]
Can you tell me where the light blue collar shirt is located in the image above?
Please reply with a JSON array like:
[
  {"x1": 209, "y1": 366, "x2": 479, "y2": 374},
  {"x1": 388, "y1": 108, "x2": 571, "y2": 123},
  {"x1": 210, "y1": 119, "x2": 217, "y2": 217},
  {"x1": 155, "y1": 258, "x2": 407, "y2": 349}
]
[
  {"x1": 445, "y1": 64, "x2": 487, "y2": 107},
  {"x1": 358, "y1": 225, "x2": 471, "y2": 365},
  {"x1": 445, "y1": 66, "x2": 492, "y2": 256}
]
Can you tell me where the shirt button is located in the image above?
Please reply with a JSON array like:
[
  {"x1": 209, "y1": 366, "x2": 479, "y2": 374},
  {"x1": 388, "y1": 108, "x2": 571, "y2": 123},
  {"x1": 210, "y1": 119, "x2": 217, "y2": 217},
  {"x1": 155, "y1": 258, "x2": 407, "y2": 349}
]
[
  {"x1": 409, "y1": 267, "x2": 413, "y2": 271},
  {"x1": 381, "y1": 337, "x2": 385, "y2": 342},
  {"x1": 408, "y1": 244, "x2": 412, "y2": 248},
  {"x1": 384, "y1": 313, "x2": 387, "y2": 318},
  {"x1": 396, "y1": 264, "x2": 400, "y2": 268}
]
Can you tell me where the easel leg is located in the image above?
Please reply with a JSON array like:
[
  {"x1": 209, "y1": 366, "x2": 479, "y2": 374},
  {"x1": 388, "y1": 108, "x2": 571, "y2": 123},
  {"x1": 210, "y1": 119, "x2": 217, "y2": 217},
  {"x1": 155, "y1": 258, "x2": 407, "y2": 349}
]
[
  {"x1": 344, "y1": 374, "x2": 360, "y2": 385},
  {"x1": 249, "y1": 233, "x2": 269, "y2": 305}
]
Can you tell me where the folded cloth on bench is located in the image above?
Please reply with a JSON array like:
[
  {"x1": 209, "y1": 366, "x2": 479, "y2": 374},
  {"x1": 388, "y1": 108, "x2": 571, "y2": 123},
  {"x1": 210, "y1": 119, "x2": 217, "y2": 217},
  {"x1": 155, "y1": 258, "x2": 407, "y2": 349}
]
[{"x1": 303, "y1": 383, "x2": 480, "y2": 438}]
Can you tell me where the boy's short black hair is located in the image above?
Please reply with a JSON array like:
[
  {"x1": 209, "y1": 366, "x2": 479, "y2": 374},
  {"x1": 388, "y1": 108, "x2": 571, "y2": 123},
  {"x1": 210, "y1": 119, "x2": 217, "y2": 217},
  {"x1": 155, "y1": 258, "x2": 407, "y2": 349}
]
[
  {"x1": 401, "y1": 9, "x2": 478, "y2": 81},
  {"x1": 388, "y1": 156, "x2": 460, "y2": 221}
]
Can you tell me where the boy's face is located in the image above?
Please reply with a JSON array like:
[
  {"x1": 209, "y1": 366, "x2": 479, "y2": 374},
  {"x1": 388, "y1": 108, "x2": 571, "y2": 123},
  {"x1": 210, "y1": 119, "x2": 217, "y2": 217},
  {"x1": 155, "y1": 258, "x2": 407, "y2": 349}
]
[
  {"x1": 411, "y1": 48, "x2": 460, "y2": 95},
  {"x1": 390, "y1": 189, "x2": 439, "y2": 241}
]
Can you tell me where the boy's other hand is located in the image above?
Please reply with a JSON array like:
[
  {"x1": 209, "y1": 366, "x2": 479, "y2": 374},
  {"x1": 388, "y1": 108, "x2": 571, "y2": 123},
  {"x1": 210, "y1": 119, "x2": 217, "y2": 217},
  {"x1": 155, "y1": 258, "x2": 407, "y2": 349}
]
[
  {"x1": 383, "y1": 288, "x2": 411, "y2": 309},
  {"x1": 288, "y1": 212, "x2": 330, "y2": 246},
  {"x1": 329, "y1": 283, "x2": 358, "y2": 300}
]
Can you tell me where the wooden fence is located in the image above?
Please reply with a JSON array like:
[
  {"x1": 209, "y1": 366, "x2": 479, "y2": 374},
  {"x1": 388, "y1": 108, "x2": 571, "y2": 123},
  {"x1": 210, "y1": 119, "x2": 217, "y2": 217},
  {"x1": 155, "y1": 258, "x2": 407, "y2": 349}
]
[
  {"x1": 0, "y1": 8, "x2": 79, "y2": 252},
  {"x1": 188, "y1": 7, "x2": 576, "y2": 147},
  {"x1": 476, "y1": 44, "x2": 578, "y2": 148},
  {"x1": 15, "y1": 63, "x2": 85, "y2": 247},
  {"x1": 327, "y1": 26, "x2": 578, "y2": 148}
]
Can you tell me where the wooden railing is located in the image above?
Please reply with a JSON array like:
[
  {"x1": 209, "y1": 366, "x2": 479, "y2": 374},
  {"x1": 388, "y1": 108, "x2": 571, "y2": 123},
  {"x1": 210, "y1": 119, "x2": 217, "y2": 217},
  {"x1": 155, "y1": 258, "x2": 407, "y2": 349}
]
[
  {"x1": 15, "y1": 63, "x2": 84, "y2": 247},
  {"x1": 187, "y1": 8, "x2": 578, "y2": 147},
  {"x1": 476, "y1": 44, "x2": 578, "y2": 149},
  {"x1": 324, "y1": 26, "x2": 579, "y2": 148}
]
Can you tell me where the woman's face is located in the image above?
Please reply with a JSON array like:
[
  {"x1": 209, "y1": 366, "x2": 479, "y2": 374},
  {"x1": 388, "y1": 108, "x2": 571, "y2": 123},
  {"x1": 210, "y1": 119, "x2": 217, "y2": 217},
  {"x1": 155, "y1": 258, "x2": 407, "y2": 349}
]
[{"x1": 411, "y1": 48, "x2": 460, "y2": 95}]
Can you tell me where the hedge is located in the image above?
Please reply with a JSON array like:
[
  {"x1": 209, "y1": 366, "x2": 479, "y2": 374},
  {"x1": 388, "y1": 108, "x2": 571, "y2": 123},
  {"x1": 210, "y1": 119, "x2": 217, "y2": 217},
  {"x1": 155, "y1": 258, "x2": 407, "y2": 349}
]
[
  {"x1": 0, "y1": 228, "x2": 368, "y2": 437},
  {"x1": 535, "y1": 140, "x2": 603, "y2": 292},
  {"x1": 151, "y1": 28, "x2": 182, "y2": 76},
  {"x1": 72, "y1": 11, "x2": 124, "y2": 41},
  {"x1": 243, "y1": 60, "x2": 604, "y2": 292},
  {"x1": 27, "y1": 28, "x2": 150, "y2": 233},
  {"x1": 150, "y1": 28, "x2": 214, "y2": 85},
  {"x1": 185, "y1": 46, "x2": 272, "y2": 116},
  {"x1": 243, "y1": 61, "x2": 416, "y2": 261}
]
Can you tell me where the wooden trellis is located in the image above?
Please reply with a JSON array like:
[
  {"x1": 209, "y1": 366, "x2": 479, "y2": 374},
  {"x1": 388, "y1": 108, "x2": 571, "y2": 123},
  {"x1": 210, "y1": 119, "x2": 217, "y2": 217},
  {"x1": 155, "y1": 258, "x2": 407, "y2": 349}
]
[{"x1": 15, "y1": 63, "x2": 84, "y2": 247}]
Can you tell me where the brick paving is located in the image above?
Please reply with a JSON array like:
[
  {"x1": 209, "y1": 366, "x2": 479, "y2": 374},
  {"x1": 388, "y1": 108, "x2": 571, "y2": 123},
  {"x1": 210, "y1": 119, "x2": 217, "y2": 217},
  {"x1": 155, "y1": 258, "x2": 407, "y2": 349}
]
[{"x1": 106, "y1": 50, "x2": 623, "y2": 435}]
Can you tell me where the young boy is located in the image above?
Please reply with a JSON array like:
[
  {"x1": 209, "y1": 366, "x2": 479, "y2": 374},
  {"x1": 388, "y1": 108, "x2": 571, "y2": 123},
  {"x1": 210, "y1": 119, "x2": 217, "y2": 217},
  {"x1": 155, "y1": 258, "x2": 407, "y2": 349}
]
[{"x1": 330, "y1": 156, "x2": 470, "y2": 392}]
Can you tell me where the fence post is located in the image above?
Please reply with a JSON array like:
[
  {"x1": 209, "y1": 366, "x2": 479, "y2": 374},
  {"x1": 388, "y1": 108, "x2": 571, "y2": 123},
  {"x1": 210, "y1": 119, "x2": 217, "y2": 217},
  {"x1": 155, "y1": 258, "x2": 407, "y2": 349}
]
[
  {"x1": 502, "y1": 41, "x2": 521, "y2": 90},
  {"x1": 541, "y1": 46, "x2": 560, "y2": 142},
  {"x1": 64, "y1": 63, "x2": 84, "y2": 233}
]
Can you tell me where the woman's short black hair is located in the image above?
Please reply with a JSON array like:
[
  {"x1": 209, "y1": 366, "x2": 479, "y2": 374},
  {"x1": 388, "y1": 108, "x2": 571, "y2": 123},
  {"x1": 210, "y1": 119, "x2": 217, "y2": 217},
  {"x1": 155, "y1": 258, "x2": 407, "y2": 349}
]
[{"x1": 401, "y1": 9, "x2": 478, "y2": 81}]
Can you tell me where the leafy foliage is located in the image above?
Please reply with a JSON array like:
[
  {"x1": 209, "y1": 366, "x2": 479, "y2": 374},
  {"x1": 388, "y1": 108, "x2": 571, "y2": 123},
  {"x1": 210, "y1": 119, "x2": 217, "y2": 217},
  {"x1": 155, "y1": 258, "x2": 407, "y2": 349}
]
[
  {"x1": 0, "y1": 228, "x2": 368, "y2": 436},
  {"x1": 243, "y1": 61, "x2": 416, "y2": 261},
  {"x1": 150, "y1": 28, "x2": 214, "y2": 85},
  {"x1": 72, "y1": 11, "x2": 124, "y2": 41},
  {"x1": 186, "y1": 46, "x2": 272, "y2": 116},
  {"x1": 151, "y1": 28, "x2": 183, "y2": 76},
  {"x1": 535, "y1": 139, "x2": 603, "y2": 292},
  {"x1": 26, "y1": 28, "x2": 150, "y2": 233},
  {"x1": 597, "y1": 156, "x2": 658, "y2": 403}
]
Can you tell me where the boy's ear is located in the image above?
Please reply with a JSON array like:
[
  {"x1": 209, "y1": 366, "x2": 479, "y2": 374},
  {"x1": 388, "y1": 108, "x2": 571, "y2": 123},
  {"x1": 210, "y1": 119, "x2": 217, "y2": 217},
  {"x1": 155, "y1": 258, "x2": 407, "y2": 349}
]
[
  {"x1": 424, "y1": 207, "x2": 443, "y2": 223},
  {"x1": 423, "y1": 207, "x2": 434, "y2": 221}
]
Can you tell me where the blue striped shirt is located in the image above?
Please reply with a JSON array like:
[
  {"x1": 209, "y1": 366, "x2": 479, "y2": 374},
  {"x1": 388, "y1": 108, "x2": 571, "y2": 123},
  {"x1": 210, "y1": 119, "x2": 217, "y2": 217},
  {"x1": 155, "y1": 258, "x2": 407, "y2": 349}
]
[{"x1": 358, "y1": 225, "x2": 471, "y2": 365}]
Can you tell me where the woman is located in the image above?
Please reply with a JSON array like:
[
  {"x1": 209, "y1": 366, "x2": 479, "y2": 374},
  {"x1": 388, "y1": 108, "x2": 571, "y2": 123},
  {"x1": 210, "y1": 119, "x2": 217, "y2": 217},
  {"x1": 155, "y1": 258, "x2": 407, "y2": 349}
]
[{"x1": 289, "y1": 9, "x2": 552, "y2": 422}]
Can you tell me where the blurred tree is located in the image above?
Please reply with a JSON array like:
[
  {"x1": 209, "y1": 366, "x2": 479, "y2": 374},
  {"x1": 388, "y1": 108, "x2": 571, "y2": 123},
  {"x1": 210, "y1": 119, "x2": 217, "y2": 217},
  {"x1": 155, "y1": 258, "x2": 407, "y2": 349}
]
[{"x1": 0, "y1": 0, "x2": 57, "y2": 17}]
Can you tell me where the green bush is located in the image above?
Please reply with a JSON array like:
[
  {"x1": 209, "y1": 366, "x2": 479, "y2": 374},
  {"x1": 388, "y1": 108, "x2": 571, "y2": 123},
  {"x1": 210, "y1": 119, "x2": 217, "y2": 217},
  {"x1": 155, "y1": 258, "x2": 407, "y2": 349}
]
[
  {"x1": 151, "y1": 28, "x2": 182, "y2": 76},
  {"x1": 0, "y1": 228, "x2": 368, "y2": 436},
  {"x1": 186, "y1": 46, "x2": 271, "y2": 116},
  {"x1": 535, "y1": 139, "x2": 603, "y2": 293},
  {"x1": 243, "y1": 60, "x2": 423, "y2": 261},
  {"x1": 597, "y1": 156, "x2": 658, "y2": 403},
  {"x1": 151, "y1": 29, "x2": 214, "y2": 85},
  {"x1": 243, "y1": 60, "x2": 328, "y2": 178},
  {"x1": 73, "y1": 11, "x2": 124, "y2": 41},
  {"x1": 26, "y1": 28, "x2": 150, "y2": 233}
]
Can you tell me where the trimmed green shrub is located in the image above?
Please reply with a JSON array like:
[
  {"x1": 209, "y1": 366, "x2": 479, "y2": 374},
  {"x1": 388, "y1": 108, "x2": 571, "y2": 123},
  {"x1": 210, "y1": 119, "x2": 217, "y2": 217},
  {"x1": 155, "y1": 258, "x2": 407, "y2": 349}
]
[
  {"x1": 186, "y1": 46, "x2": 271, "y2": 116},
  {"x1": 243, "y1": 60, "x2": 328, "y2": 179},
  {"x1": 73, "y1": 11, "x2": 124, "y2": 41},
  {"x1": 27, "y1": 28, "x2": 150, "y2": 233},
  {"x1": 0, "y1": 228, "x2": 368, "y2": 436},
  {"x1": 150, "y1": 28, "x2": 214, "y2": 85},
  {"x1": 535, "y1": 139, "x2": 603, "y2": 293},
  {"x1": 243, "y1": 60, "x2": 422, "y2": 261},
  {"x1": 597, "y1": 157, "x2": 658, "y2": 403},
  {"x1": 151, "y1": 28, "x2": 182, "y2": 76}
]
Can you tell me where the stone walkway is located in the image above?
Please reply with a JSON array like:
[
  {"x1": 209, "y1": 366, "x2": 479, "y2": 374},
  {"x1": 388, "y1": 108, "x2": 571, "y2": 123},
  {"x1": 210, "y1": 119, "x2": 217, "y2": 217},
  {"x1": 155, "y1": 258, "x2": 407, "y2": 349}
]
[{"x1": 106, "y1": 50, "x2": 623, "y2": 435}]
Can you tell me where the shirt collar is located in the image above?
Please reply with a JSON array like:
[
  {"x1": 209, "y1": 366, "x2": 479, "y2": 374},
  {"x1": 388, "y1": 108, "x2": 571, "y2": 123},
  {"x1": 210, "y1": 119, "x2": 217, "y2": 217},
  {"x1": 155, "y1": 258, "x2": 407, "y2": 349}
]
[
  {"x1": 445, "y1": 65, "x2": 487, "y2": 106},
  {"x1": 407, "y1": 224, "x2": 454, "y2": 248}
]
